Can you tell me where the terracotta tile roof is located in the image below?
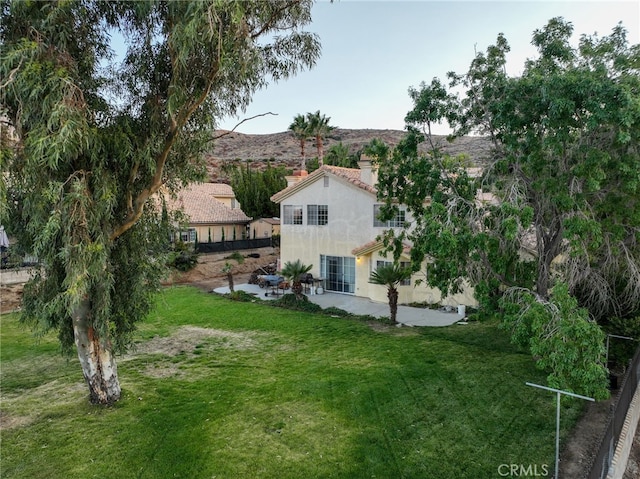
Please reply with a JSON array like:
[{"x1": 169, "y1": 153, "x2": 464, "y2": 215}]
[
  {"x1": 352, "y1": 239, "x2": 412, "y2": 257},
  {"x1": 271, "y1": 165, "x2": 376, "y2": 203},
  {"x1": 323, "y1": 165, "x2": 377, "y2": 195},
  {"x1": 251, "y1": 217, "x2": 280, "y2": 225},
  {"x1": 206, "y1": 183, "x2": 235, "y2": 197},
  {"x1": 167, "y1": 183, "x2": 251, "y2": 224}
]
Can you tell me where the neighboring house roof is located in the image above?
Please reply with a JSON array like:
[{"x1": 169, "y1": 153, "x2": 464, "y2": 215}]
[
  {"x1": 251, "y1": 217, "x2": 280, "y2": 225},
  {"x1": 167, "y1": 183, "x2": 251, "y2": 224},
  {"x1": 206, "y1": 183, "x2": 235, "y2": 198},
  {"x1": 271, "y1": 165, "x2": 376, "y2": 203},
  {"x1": 352, "y1": 239, "x2": 412, "y2": 257}
]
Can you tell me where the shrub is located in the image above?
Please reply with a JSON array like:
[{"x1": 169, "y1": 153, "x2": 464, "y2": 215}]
[
  {"x1": 168, "y1": 243, "x2": 199, "y2": 271},
  {"x1": 273, "y1": 293, "x2": 323, "y2": 313},
  {"x1": 322, "y1": 307, "x2": 351, "y2": 317},
  {"x1": 228, "y1": 290, "x2": 258, "y2": 302}
]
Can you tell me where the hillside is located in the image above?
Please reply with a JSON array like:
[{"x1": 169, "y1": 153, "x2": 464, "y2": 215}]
[{"x1": 205, "y1": 128, "x2": 493, "y2": 182}]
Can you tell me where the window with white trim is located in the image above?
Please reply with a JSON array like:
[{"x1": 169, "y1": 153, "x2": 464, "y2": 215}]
[
  {"x1": 307, "y1": 204, "x2": 328, "y2": 225},
  {"x1": 283, "y1": 205, "x2": 303, "y2": 225},
  {"x1": 375, "y1": 260, "x2": 412, "y2": 286},
  {"x1": 179, "y1": 228, "x2": 197, "y2": 243},
  {"x1": 373, "y1": 204, "x2": 406, "y2": 227}
]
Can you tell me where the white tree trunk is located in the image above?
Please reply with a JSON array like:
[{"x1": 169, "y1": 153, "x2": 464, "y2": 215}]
[{"x1": 72, "y1": 299, "x2": 121, "y2": 404}]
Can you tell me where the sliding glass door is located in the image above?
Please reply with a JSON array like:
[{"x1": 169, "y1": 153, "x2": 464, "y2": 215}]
[{"x1": 320, "y1": 255, "x2": 355, "y2": 294}]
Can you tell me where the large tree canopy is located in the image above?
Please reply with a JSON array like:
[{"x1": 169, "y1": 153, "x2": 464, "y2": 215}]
[
  {"x1": 376, "y1": 18, "x2": 640, "y2": 398},
  {"x1": 227, "y1": 161, "x2": 287, "y2": 220},
  {"x1": 0, "y1": 0, "x2": 320, "y2": 404}
]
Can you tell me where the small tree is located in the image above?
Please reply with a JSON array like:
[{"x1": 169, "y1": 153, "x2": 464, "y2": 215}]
[
  {"x1": 222, "y1": 252, "x2": 245, "y2": 293},
  {"x1": 280, "y1": 259, "x2": 313, "y2": 299},
  {"x1": 369, "y1": 263, "x2": 412, "y2": 324}
]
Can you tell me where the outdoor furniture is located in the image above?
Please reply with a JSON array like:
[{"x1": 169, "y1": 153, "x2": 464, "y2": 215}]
[
  {"x1": 312, "y1": 277, "x2": 325, "y2": 295},
  {"x1": 299, "y1": 273, "x2": 314, "y2": 294},
  {"x1": 257, "y1": 274, "x2": 287, "y2": 297}
]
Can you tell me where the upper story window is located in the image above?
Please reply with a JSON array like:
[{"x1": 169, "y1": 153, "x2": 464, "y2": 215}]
[
  {"x1": 307, "y1": 205, "x2": 328, "y2": 225},
  {"x1": 373, "y1": 204, "x2": 406, "y2": 228},
  {"x1": 283, "y1": 205, "x2": 303, "y2": 225}
]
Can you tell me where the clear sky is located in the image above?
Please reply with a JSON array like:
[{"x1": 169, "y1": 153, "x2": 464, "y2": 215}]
[{"x1": 217, "y1": 0, "x2": 640, "y2": 135}]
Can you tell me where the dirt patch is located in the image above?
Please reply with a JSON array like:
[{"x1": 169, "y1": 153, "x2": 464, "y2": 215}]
[
  {"x1": 165, "y1": 247, "x2": 279, "y2": 293},
  {"x1": 124, "y1": 326, "x2": 261, "y2": 381},
  {"x1": 559, "y1": 396, "x2": 615, "y2": 478},
  {"x1": 624, "y1": 427, "x2": 640, "y2": 479},
  {"x1": 126, "y1": 326, "x2": 257, "y2": 358},
  {"x1": 0, "y1": 284, "x2": 23, "y2": 314},
  {"x1": 0, "y1": 409, "x2": 31, "y2": 430}
]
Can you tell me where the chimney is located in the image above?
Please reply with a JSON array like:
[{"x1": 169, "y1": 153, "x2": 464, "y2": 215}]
[
  {"x1": 358, "y1": 154, "x2": 377, "y2": 186},
  {"x1": 285, "y1": 169, "x2": 308, "y2": 187}
]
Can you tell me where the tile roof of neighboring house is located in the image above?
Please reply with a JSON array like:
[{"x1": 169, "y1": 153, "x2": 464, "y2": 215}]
[
  {"x1": 352, "y1": 239, "x2": 412, "y2": 257},
  {"x1": 168, "y1": 183, "x2": 251, "y2": 224},
  {"x1": 271, "y1": 165, "x2": 376, "y2": 203},
  {"x1": 206, "y1": 183, "x2": 235, "y2": 197},
  {"x1": 251, "y1": 217, "x2": 280, "y2": 225}
]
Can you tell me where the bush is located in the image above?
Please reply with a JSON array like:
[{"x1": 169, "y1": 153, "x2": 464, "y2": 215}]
[
  {"x1": 602, "y1": 315, "x2": 640, "y2": 369},
  {"x1": 228, "y1": 290, "x2": 259, "y2": 302},
  {"x1": 273, "y1": 293, "x2": 322, "y2": 313},
  {"x1": 322, "y1": 307, "x2": 351, "y2": 317},
  {"x1": 168, "y1": 242, "x2": 199, "y2": 272}
]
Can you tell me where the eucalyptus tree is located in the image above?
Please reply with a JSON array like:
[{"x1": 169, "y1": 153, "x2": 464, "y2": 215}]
[
  {"x1": 288, "y1": 113, "x2": 310, "y2": 169},
  {"x1": 0, "y1": 0, "x2": 320, "y2": 404},
  {"x1": 376, "y1": 18, "x2": 639, "y2": 398},
  {"x1": 306, "y1": 110, "x2": 335, "y2": 165}
]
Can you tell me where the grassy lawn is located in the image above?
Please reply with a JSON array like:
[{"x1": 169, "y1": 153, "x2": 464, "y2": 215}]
[{"x1": 1, "y1": 286, "x2": 584, "y2": 478}]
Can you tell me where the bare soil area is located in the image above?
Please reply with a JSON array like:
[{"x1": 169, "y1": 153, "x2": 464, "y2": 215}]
[
  {"x1": 624, "y1": 427, "x2": 640, "y2": 479},
  {"x1": 165, "y1": 246, "x2": 279, "y2": 292},
  {"x1": 0, "y1": 283, "x2": 23, "y2": 314}
]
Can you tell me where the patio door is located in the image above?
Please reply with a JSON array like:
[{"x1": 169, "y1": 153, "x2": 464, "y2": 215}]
[{"x1": 320, "y1": 255, "x2": 355, "y2": 294}]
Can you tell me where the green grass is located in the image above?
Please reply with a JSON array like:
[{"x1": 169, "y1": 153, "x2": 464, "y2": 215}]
[{"x1": 1, "y1": 286, "x2": 585, "y2": 479}]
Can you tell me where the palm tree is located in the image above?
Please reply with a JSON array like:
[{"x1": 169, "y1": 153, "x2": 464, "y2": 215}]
[
  {"x1": 288, "y1": 114, "x2": 310, "y2": 170},
  {"x1": 325, "y1": 142, "x2": 356, "y2": 168},
  {"x1": 369, "y1": 263, "x2": 412, "y2": 324},
  {"x1": 306, "y1": 110, "x2": 335, "y2": 166},
  {"x1": 280, "y1": 259, "x2": 313, "y2": 299},
  {"x1": 222, "y1": 251, "x2": 244, "y2": 293}
]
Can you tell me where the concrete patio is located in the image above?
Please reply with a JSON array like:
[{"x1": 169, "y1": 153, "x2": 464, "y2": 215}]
[{"x1": 212, "y1": 283, "x2": 465, "y2": 327}]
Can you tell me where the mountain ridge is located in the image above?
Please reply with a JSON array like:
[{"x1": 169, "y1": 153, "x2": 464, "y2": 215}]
[{"x1": 205, "y1": 128, "x2": 493, "y2": 182}]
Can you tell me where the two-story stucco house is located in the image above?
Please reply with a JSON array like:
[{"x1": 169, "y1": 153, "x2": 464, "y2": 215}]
[{"x1": 271, "y1": 160, "x2": 476, "y2": 306}]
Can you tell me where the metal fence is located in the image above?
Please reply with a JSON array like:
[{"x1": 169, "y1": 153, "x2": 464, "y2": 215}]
[
  {"x1": 587, "y1": 345, "x2": 640, "y2": 479},
  {"x1": 195, "y1": 237, "x2": 273, "y2": 254}
]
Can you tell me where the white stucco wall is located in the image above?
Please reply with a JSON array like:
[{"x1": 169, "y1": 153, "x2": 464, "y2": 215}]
[
  {"x1": 277, "y1": 170, "x2": 477, "y2": 306},
  {"x1": 363, "y1": 252, "x2": 477, "y2": 307},
  {"x1": 279, "y1": 174, "x2": 379, "y2": 276}
]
